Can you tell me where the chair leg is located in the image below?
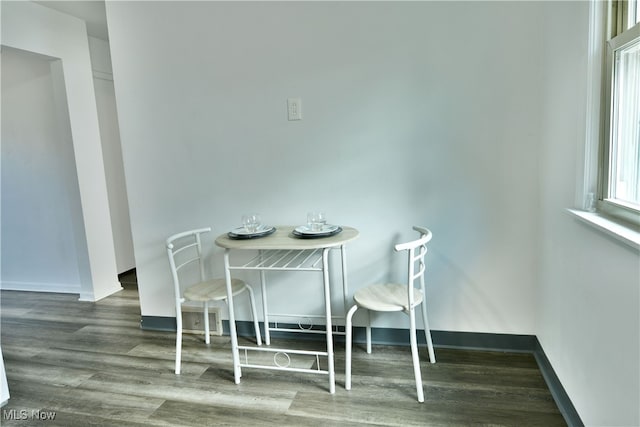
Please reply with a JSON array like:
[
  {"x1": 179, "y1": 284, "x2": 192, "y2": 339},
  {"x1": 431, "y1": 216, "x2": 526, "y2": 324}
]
[
  {"x1": 245, "y1": 285, "x2": 262, "y2": 346},
  {"x1": 203, "y1": 301, "x2": 211, "y2": 345},
  {"x1": 175, "y1": 307, "x2": 183, "y2": 375},
  {"x1": 409, "y1": 308, "x2": 424, "y2": 403},
  {"x1": 420, "y1": 301, "x2": 436, "y2": 363},
  {"x1": 345, "y1": 304, "x2": 359, "y2": 391}
]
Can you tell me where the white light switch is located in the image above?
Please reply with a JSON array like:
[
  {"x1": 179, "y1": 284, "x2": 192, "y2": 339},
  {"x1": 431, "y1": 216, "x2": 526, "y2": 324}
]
[{"x1": 287, "y1": 98, "x2": 302, "y2": 121}]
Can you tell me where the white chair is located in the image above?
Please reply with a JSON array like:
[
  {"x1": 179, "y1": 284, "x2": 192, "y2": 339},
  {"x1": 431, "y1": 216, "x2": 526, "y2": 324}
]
[
  {"x1": 166, "y1": 227, "x2": 262, "y2": 375},
  {"x1": 345, "y1": 226, "x2": 436, "y2": 402}
]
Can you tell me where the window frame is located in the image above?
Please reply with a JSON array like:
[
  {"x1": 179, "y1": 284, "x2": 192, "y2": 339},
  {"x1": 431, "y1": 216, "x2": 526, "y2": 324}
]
[{"x1": 597, "y1": 1, "x2": 640, "y2": 227}]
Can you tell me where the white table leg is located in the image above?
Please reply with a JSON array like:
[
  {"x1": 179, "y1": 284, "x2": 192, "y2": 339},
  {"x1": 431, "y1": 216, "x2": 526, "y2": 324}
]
[
  {"x1": 322, "y1": 248, "x2": 335, "y2": 394},
  {"x1": 259, "y1": 252, "x2": 271, "y2": 346},
  {"x1": 340, "y1": 245, "x2": 349, "y2": 318},
  {"x1": 224, "y1": 249, "x2": 241, "y2": 384}
]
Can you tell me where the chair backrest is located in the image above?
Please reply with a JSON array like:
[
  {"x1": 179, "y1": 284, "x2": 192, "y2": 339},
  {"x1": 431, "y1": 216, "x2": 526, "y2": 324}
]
[
  {"x1": 394, "y1": 226, "x2": 432, "y2": 308},
  {"x1": 166, "y1": 227, "x2": 212, "y2": 304}
]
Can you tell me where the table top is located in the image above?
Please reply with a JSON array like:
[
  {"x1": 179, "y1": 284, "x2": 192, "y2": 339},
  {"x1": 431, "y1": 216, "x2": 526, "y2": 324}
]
[{"x1": 215, "y1": 225, "x2": 359, "y2": 250}]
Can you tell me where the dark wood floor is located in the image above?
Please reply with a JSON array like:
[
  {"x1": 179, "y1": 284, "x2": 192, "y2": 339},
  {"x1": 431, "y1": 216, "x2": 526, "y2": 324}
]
[{"x1": 0, "y1": 278, "x2": 566, "y2": 426}]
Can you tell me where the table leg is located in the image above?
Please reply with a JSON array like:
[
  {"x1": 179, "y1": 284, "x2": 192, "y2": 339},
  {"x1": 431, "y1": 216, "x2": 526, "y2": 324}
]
[
  {"x1": 224, "y1": 249, "x2": 241, "y2": 384},
  {"x1": 260, "y1": 259, "x2": 270, "y2": 346},
  {"x1": 322, "y1": 248, "x2": 335, "y2": 394},
  {"x1": 341, "y1": 245, "x2": 349, "y2": 316}
]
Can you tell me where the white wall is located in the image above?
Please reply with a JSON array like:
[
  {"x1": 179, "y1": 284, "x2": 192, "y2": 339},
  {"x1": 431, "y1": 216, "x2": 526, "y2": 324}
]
[
  {"x1": 1, "y1": 1, "x2": 120, "y2": 301},
  {"x1": 537, "y1": 3, "x2": 640, "y2": 426},
  {"x1": 89, "y1": 36, "x2": 136, "y2": 274},
  {"x1": 107, "y1": 0, "x2": 542, "y2": 329},
  {"x1": 1, "y1": 48, "x2": 84, "y2": 293}
]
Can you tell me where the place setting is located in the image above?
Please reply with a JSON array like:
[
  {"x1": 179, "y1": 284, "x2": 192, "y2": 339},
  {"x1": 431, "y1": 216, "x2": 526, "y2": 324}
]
[
  {"x1": 292, "y1": 211, "x2": 342, "y2": 239},
  {"x1": 227, "y1": 214, "x2": 276, "y2": 239}
]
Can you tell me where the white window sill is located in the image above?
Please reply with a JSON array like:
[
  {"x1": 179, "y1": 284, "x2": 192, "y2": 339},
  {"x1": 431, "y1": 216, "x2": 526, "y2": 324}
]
[{"x1": 566, "y1": 209, "x2": 640, "y2": 251}]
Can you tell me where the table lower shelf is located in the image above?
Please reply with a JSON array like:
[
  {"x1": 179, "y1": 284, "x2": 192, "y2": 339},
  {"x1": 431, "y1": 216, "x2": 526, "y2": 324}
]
[
  {"x1": 228, "y1": 249, "x2": 325, "y2": 271},
  {"x1": 237, "y1": 345, "x2": 330, "y2": 375},
  {"x1": 266, "y1": 313, "x2": 347, "y2": 336}
]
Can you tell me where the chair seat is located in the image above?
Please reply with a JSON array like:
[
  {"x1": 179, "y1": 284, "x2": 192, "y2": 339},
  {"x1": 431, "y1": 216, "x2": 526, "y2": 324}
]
[
  {"x1": 354, "y1": 283, "x2": 424, "y2": 312},
  {"x1": 184, "y1": 278, "x2": 247, "y2": 302}
]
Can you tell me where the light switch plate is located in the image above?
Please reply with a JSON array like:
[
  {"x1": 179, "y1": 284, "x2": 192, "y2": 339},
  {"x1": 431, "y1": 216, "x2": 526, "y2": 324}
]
[{"x1": 287, "y1": 98, "x2": 302, "y2": 121}]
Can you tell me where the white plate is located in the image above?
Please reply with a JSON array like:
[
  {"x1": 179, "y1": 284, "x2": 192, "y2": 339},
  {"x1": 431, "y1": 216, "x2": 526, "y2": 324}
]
[
  {"x1": 294, "y1": 224, "x2": 340, "y2": 235},
  {"x1": 229, "y1": 225, "x2": 274, "y2": 236}
]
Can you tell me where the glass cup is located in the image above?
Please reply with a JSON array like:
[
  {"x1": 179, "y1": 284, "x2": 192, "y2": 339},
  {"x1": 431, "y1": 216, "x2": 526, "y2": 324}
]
[
  {"x1": 242, "y1": 213, "x2": 261, "y2": 233},
  {"x1": 307, "y1": 211, "x2": 326, "y2": 232},
  {"x1": 584, "y1": 193, "x2": 596, "y2": 212}
]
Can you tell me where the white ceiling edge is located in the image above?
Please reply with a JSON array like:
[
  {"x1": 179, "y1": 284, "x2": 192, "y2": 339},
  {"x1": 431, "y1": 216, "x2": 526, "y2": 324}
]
[{"x1": 33, "y1": 0, "x2": 109, "y2": 41}]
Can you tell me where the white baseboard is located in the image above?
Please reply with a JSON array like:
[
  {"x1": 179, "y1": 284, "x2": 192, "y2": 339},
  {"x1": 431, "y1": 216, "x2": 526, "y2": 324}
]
[
  {"x1": 80, "y1": 284, "x2": 123, "y2": 302},
  {"x1": 0, "y1": 280, "x2": 80, "y2": 294}
]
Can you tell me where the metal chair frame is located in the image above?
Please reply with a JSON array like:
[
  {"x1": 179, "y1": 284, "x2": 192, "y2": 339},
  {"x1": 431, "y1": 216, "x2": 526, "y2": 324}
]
[
  {"x1": 345, "y1": 226, "x2": 435, "y2": 402},
  {"x1": 166, "y1": 227, "x2": 262, "y2": 375}
]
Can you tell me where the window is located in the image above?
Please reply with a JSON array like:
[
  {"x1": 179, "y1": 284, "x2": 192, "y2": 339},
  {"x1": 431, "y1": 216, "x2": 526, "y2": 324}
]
[{"x1": 599, "y1": 1, "x2": 640, "y2": 225}]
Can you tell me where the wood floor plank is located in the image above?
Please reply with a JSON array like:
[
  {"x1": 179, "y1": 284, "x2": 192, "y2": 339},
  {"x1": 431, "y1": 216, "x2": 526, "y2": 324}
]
[
  {"x1": 10, "y1": 346, "x2": 209, "y2": 377},
  {"x1": 77, "y1": 371, "x2": 295, "y2": 413},
  {"x1": 2, "y1": 410, "x2": 172, "y2": 427},
  {"x1": 2, "y1": 316, "x2": 86, "y2": 333},
  {"x1": 1, "y1": 346, "x2": 44, "y2": 359},
  {"x1": 3, "y1": 379, "x2": 166, "y2": 427},
  {"x1": 13, "y1": 308, "x2": 141, "y2": 328},
  {"x1": 434, "y1": 347, "x2": 540, "y2": 369},
  {"x1": 0, "y1": 306, "x2": 31, "y2": 317},
  {"x1": 148, "y1": 398, "x2": 371, "y2": 427},
  {"x1": 4, "y1": 359, "x2": 95, "y2": 387}
]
